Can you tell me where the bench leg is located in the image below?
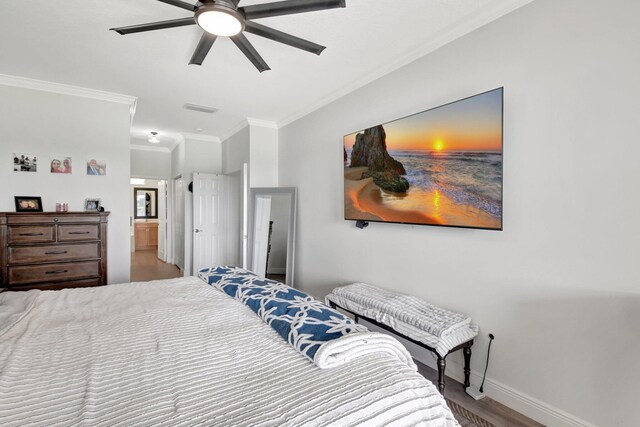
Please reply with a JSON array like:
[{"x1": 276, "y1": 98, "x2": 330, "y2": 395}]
[
  {"x1": 463, "y1": 341, "x2": 472, "y2": 389},
  {"x1": 437, "y1": 356, "x2": 446, "y2": 395}
]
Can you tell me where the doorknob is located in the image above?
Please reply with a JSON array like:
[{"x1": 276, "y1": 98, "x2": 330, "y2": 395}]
[{"x1": 195, "y1": 229, "x2": 203, "y2": 233}]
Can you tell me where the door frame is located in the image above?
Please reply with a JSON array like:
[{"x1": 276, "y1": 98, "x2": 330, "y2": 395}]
[{"x1": 130, "y1": 177, "x2": 171, "y2": 262}]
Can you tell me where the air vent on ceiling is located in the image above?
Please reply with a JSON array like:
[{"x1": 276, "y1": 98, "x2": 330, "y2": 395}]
[{"x1": 183, "y1": 103, "x2": 218, "y2": 114}]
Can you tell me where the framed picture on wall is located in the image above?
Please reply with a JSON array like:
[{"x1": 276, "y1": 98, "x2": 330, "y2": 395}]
[
  {"x1": 86, "y1": 159, "x2": 106, "y2": 175},
  {"x1": 50, "y1": 156, "x2": 72, "y2": 174},
  {"x1": 14, "y1": 196, "x2": 43, "y2": 212},
  {"x1": 13, "y1": 153, "x2": 38, "y2": 172}
]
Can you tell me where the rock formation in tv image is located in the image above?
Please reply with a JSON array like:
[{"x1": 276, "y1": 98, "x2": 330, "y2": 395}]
[{"x1": 343, "y1": 88, "x2": 503, "y2": 229}]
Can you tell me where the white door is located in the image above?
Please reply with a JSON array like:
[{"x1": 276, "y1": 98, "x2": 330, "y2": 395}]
[
  {"x1": 157, "y1": 180, "x2": 167, "y2": 262},
  {"x1": 173, "y1": 177, "x2": 185, "y2": 271},
  {"x1": 192, "y1": 173, "x2": 229, "y2": 274},
  {"x1": 251, "y1": 195, "x2": 272, "y2": 277}
]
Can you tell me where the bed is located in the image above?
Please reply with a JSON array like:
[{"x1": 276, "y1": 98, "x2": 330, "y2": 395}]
[{"x1": 0, "y1": 274, "x2": 459, "y2": 426}]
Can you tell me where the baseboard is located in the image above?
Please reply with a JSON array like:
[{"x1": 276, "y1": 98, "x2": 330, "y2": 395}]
[
  {"x1": 362, "y1": 321, "x2": 596, "y2": 427},
  {"x1": 416, "y1": 352, "x2": 596, "y2": 427}
]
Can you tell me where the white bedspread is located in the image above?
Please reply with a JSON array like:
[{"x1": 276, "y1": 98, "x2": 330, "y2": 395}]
[{"x1": 0, "y1": 277, "x2": 458, "y2": 426}]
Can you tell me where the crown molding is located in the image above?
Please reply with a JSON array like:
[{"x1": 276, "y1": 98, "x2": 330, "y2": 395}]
[
  {"x1": 130, "y1": 144, "x2": 170, "y2": 153},
  {"x1": 0, "y1": 74, "x2": 137, "y2": 105},
  {"x1": 247, "y1": 117, "x2": 278, "y2": 129},
  {"x1": 277, "y1": 0, "x2": 533, "y2": 128},
  {"x1": 219, "y1": 119, "x2": 250, "y2": 143},
  {"x1": 0, "y1": 74, "x2": 138, "y2": 123},
  {"x1": 180, "y1": 132, "x2": 221, "y2": 143}
]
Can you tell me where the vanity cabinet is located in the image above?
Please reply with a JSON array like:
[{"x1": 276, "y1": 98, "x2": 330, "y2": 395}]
[
  {"x1": 0, "y1": 212, "x2": 109, "y2": 291},
  {"x1": 134, "y1": 222, "x2": 158, "y2": 250}
]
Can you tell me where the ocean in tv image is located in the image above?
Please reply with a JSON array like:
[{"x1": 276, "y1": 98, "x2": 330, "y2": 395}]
[{"x1": 344, "y1": 88, "x2": 503, "y2": 230}]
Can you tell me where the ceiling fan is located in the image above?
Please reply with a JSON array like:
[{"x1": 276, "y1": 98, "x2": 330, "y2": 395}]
[{"x1": 110, "y1": 0, "x2": 346, "y2": 72}]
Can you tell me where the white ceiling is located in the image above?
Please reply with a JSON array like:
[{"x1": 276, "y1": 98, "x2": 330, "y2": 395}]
[{"x1": 0, "y1": 0, "x2": 531, "y2": 147}]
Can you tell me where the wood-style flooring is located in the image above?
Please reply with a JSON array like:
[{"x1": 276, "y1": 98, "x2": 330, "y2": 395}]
[
  {"x1": 416, "y1": 361, "x2": 543, "y2": 427},
  {"x1": 130, "y1": 249, "x2": 182, "y2": 282}
]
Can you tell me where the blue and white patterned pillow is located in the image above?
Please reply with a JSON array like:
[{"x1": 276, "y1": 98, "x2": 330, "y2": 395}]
[{"x1": 198, "y1": 267, "x2": 368, "y2": 363}]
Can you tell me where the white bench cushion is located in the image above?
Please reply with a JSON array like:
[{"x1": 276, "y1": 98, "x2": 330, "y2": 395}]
[{"x1": 326, "y1": 283, "x2": 479, "y2": 357}]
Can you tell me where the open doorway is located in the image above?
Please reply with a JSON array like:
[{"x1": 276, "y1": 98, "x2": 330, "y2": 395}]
[{"x1": 130, "y1": 178, "x2": 181, "y2": 281}]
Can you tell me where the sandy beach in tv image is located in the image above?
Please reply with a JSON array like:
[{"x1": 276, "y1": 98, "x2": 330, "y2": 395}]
[{"x1": 344, "y1": 88, "x2": 503, "y2": 229}]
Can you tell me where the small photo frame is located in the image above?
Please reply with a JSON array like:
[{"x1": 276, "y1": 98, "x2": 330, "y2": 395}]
[
  {"x1": 87, "y1": 159, "x2": 106, "y2": 176},
  {"x1": 50, "y1": 156, "x2": 72, "y2": 174},
  {"x1": 15, "y1": 196, "x2": 43, "y2": 212},
  {"x1": 13, "y1": 153, "x2": 38, "y2": 172},
  {"x1": 84, "y1": 198, "x2": 101, "y2": 212}
]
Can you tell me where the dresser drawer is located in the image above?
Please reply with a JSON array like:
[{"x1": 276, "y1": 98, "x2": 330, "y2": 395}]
[
  {"x1": 8, "y1": 226, "x2": 56, "y2": 244},
  {"x1": 8, "y1": 243, "x2": 100, "y2": 264},
  {"x1": 58, "y1": 224, "x2": 99, "y2": 241},
  {"x1": 9, "y1": 261, "x2": 100, "y2": 285}
]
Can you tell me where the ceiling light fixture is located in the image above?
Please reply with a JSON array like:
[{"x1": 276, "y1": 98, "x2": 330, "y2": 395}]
[
  {"x1": 148, "y1": 131, "x2": 160, "y2": 144},
  {"x1": 195, "y1": 1, "x2": 245, "y2": 37}
]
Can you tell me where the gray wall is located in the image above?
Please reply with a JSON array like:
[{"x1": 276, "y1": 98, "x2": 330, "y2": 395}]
[
  {"x1": 0, "y1": 85, "x2": 132, "y2": 284},
  {"x1": 131, "y1": 149, "x2": 172, "y2": 179},
  {"x1": 278, "y1": 1, "x2": 640, "y2": 426}
]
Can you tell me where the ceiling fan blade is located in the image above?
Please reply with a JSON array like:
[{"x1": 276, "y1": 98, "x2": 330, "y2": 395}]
[
  {"x1": 230, "y1": 33, "x2": 271, "y2": 73},
  {"x1": 110, "y1": 17, "x2": 195, "y2": 35},
  {"x1": 241, "y1": 0, "x2": 345, "y2": 20},
  {"x1": 244, "y1": 21, "x2": 325, "y2": 55},
  {"x1": 190, "y1": 33, "x2": 218, "y2": 65},
  {"x1": 157, "y1": 0, "x2": 197, "y2": 12}
]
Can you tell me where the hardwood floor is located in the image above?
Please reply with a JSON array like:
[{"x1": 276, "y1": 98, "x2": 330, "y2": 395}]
[
  {"x1": 416, "y1": 361, "x2": 543, "y2": 427},
  {"x1": 130, "y1": 249, "x2": 182, "y2": 282}
]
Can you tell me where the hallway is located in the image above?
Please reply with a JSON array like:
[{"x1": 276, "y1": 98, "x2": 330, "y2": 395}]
[{"x1": 131, "y1": 249, "x2": 182, "y2": 282}]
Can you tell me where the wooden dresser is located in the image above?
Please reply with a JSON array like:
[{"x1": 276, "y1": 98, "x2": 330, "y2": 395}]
[{"x1": 0, "y1": 212, "x2": 109, "y2": 291}]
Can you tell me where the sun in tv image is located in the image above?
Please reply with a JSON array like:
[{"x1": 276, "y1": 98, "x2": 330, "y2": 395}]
[{"x1": 344, "y1": 88, "x2": 503, "y2": 230}]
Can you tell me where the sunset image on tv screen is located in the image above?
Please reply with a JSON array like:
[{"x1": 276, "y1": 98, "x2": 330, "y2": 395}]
[{"x1": 343, "y1": 88, "x2": 503, "y2": 230}]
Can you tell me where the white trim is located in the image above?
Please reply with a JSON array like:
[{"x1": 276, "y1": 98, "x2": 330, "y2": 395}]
[
  {"x1": 0, "y1": 74, "x2": 137, "y2": 105},
  {"x1": 220, "y1": 119, "x2": 250, "y2": 143},
  {"x1": 277, "y1": 0, "x2": 534, "y2": 128},
  {"x1": 247, "y1": 117, "x2": 278, "y2": 129},
  {"x1": 180, "y1": 132, "x2": 221, "y2": 143},
  {"x1": 130, "y1": 144, "x2": 171, "y2": 153},
  {"x1": 361, "y1": 320, "x2": 595, "y2": 427},
  {"x1": 442, "y1": 362, "x2": 597, "y2": 427}
]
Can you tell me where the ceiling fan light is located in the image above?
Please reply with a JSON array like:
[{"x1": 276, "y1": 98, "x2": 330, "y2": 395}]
[{"x1": 196, "y1": 6, "x2": 244, "y2": 37}]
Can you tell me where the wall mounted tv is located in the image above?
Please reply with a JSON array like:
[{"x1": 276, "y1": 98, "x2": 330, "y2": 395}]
[{"x1": 343, "y1": 87, "x2": 503, "y2": 231}]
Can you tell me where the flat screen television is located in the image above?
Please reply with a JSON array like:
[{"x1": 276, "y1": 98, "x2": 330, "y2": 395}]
[{"x1": 343, "y1": 87, "x2": 503, "y2": 230}]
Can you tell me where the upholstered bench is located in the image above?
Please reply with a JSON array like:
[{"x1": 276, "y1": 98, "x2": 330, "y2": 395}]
[{"x1": 326, "y1": 283, "x2": 478, "y2": 395}]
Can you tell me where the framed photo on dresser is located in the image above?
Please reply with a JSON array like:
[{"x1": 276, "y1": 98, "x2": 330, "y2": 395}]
[
  {"x1": 14, "y1": 196, "x2": 43, "y2": 212},
  {"x1": 84, "y1": 198, "x2": 101, "y2": 211}
]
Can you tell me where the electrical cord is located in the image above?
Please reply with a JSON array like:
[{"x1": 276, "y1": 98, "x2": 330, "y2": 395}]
[{"x1": 479, "y1": 333, "x2": 494, "y2": 393}]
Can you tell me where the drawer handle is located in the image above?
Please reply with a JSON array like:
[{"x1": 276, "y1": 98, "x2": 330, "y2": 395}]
[
  {"x1": 68, "y1": 231, "x2": 91, "y2": 235},
  {"x1": 45, "y1": 250, "x2": 68, "y2": 255},
  {"x1": 45, "y1": 270, "x2": 68, "y2": 275},
  {"x1": 20, "y1": 232, "x2": 44, "y2": 236}
]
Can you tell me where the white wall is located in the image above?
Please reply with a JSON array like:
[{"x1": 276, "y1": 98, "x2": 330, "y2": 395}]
[
  {"x1": 171, "y1": 142, "x2": 186, "y2": 270},
  {"x1": 277, "y1": 1, "x2": 640, "y2": 426},
  {"x1": 131, "y1": 148, "x2": 172, "y2": 180},
  {"x1": 222, "y1": 126, "x2": 250, "y2": 266},
  {"x1": 222, "y1": 126, "x2": 250, "y2": 175},
  {"x1": 249, "y1": 124, "x2": 278, "y2": 187},
  {"x1": 0, "y1": 84, "x2": 132, "y2": 284}
]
